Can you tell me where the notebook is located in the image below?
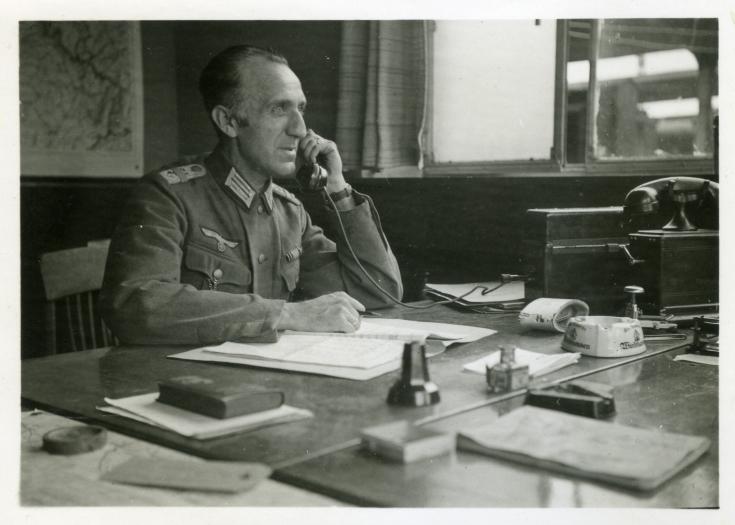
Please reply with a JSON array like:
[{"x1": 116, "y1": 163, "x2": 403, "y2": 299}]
[{"x1": 457, "y1": 405, "x2": 710, "y2": 491}]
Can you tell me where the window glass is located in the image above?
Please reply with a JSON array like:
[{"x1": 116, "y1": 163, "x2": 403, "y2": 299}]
[
  {"x1": 585, "y1": 19, "x2": 718, "y2": 160},
  {"x1": 432, "y1": 20, "x2": 557, "y2": 163}
]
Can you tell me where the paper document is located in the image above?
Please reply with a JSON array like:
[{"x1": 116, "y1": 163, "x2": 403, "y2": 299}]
[
  {"x1": 169, "y1": 348, "x2": 402, "y2": 381},
  {"x1": 426, "y1": 281, "x2": 524, "y2": 305},
  {"x1": 99, "y1": 393, "x2": 312, "y2": 440},
  {"x1": 463, "y1": 347, "x2": 580, "y2": 378},
  {"x1": 674, "y1": 353, "x2": 718, "y2": 366},
  {"x1": 286, "y1": 318, "x2": 496, "y2": 347},
  {"x1": 169, "y1": 318, "x2": 496, "y2": 380},
  {"x1": 205, "y1": 335, "x2": 405, "y2": 369}
]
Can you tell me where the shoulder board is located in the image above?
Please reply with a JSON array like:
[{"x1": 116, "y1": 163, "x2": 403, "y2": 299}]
[
  {"x1": 158, "y1": 163, "x2": 207, "y2": 185},
  {"x1": 272, "y1": 183, "x2": 302, "y2": 206}
]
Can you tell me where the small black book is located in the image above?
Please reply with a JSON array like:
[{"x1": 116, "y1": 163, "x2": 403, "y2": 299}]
[{"x1": 157, "y1": 375, "x2": 284, "y2": 419}]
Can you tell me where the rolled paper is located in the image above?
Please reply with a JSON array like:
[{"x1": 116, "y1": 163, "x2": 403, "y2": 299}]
[{"x1": 519, "y1": 298, "x2": 590, "y2": 333}]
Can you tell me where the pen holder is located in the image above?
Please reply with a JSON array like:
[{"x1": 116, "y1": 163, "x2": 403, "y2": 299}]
[{"x1": 387, "y1": 341, "x2": 440, "y2": 407}]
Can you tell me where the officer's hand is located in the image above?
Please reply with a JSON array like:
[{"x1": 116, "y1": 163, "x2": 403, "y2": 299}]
[
  {"x1": 277, "y1": 292, "x2": 365, "y2": 333},
  {"x1": 298, "y1": 130, "x2": 347, "y2": 194}
]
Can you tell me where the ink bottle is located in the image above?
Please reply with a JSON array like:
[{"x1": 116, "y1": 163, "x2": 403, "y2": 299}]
[{"x1": 486, "y1": 345, "x2": 530, "y2": 393}]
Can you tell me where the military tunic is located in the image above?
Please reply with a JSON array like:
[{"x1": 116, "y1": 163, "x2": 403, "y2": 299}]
[{"x1": 100, "y1": 149, "x2": 403, "y2": 345}]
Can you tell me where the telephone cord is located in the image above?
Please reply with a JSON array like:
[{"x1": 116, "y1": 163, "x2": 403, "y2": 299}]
[{"x1": 324, "y1": 189, "x2": 510, "y2": 310}]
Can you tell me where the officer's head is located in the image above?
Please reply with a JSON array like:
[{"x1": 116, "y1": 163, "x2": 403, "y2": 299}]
[{"x1": 200, "y1": 45, "x2": 308, "y2": 178}]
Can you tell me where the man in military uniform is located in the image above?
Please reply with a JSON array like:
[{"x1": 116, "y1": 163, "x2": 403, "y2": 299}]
[{"x1": 100, "y1": 45, "x2": 403, "y2": 345}]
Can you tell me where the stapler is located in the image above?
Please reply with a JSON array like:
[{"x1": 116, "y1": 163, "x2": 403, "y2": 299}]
[{"x1": 526, "y1": 380, "x2": 616, "y2": 419}]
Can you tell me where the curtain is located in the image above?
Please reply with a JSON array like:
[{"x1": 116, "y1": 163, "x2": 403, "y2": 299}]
[{"x1": 336, "y1": 21, "x2": 427, "y2": 177}]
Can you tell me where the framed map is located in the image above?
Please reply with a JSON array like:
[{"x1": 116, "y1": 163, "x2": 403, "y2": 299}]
[{"x1": 20, "y1": 21, "x2": 144, "y2": 177}]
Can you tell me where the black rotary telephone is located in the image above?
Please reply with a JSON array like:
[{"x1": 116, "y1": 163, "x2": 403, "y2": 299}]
[{"x1": 623, "y1": 177, "x2": 719, "y2": 231}]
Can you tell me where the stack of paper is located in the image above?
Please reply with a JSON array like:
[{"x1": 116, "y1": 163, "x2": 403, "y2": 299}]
[
  {"x1": 457, "y1": 405, "x2": 710, "y2": 491},
  {"x1": 425, "y1": 282, "x2": 525, "y2": 310},
  {"x1": 170, "y1": 318, "x2": 497, "y2": 381},
  {"x1": 98, "y1": 393, "x2": 312, "y2": 440},
  {"x1": 463, "y1": 347, "x2": 580, "y2": 378}
]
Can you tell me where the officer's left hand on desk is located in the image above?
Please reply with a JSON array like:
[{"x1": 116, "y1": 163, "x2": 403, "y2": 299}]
[{"x1": 276, "y1": 291, "x2": 365, "y2": 333}]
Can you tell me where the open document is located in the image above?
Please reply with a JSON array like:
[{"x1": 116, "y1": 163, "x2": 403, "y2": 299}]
[{"x1": 169, "y1": 318, "x2": 496, "y2": 381}]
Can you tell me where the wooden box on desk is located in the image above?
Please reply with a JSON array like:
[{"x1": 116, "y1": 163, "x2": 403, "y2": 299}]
[
  {"x1": 628, "y1": 229, "x2": 718, "y2": 317},
  {"x1": 521, "y1": 207, "x2": 633, "y2": 314}
]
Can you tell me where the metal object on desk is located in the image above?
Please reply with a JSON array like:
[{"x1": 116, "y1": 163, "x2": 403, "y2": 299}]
[
  {"x1": 623, "y1": 285, "x2": 644, "y2": 319},
  {"x1": 486, "y1": 345, "x2": 530, "y2": 393},
  {"x1": 691, "y1": 316, "x2": 719, "y2": 356},
  {"x1": 526, "y1": 380, "x2": 616, "y2": 419},
  {"x1": 562, "y1": 316, "x2": 646, "y2": 358},
  {"x1": 42, "y1": 425, "x2": 107, "y2": 455},
  {"x1": 387, "y1": 341, "x2": 440, "y2": 407}
]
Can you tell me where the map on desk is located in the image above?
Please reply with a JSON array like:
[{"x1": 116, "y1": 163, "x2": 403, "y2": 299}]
[{"x1": 169, "y1": 318, "x2": 496, "y2": 380}]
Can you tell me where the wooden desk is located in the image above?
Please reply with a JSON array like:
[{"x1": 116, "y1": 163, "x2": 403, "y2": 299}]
[
  {"x1": 20, "y1": 410, "x2": 344, "y2": 506},
  {"x1": 276, "y1": 350, "x2": 718, "y2": 507},
  {"x1": 21, "y1": 305, "x2": 689, "y2": 468}
]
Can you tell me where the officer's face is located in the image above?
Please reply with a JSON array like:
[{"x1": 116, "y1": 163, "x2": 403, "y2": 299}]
[{"x1": 233, "y1": 59, "x2": 307, "y2": 178}]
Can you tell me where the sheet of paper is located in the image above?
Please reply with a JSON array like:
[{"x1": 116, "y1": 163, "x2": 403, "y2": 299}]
[
  {"x1": 169, "y1": 348, "x2": 402, "y2": 381},
  {"x1": 286, "y1": 317, "x2": 496, "y2": 346},
  {"x1": 426, "y1": 281, "x2": 524, "y2": 304},
  {"x1": 101, "y1": 393, "x2": 312, "y2": 439},
  {"x1": 463, "y1": 348, "x2": 580, "y2": 377},
  {"x1": 674, "y1": 353, "x2": 718, "y2": 366},
  {"x1": 204, "y1": 335, "x2": 405, "y2": 369}
]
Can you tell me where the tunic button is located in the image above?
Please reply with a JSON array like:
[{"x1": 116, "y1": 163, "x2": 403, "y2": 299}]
[
  {"x1": 258, "y1": 253, "x2": 267, "y2": 264},
  {"x1": 257, "y1": 205, "x2": 264, "y2": 214},
  {"x1": 213, "y1": 268, "x2": 223, "y2": 279}
]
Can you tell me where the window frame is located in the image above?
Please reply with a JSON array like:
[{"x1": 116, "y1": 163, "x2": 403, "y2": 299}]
[{"x1": 422, "y1": 19, "x2": 716, "y2": 178}]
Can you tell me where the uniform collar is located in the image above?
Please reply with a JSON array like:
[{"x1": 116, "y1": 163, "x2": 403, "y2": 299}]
[{"x1": 205, "y1": 147, "x2": 273, "y2": 213}]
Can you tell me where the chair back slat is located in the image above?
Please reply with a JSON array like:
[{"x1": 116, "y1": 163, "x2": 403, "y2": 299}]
[
  {"x1": 63, "y1": 297, "x2": 78, "y2": 353},
  {"x1": 41, "y1": 240, "x2": 114, "y2": 354},
  {"x1": 74, "y1": 294, "x2": 87, "y2": 350},
  {"x1": 86, "y1": 292, "x2": 98, "y2": 348}
]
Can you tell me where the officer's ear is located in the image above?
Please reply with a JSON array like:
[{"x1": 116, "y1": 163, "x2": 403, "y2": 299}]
[{"x1": 211, "y1": 105, "x2": 242, "y2": 138}]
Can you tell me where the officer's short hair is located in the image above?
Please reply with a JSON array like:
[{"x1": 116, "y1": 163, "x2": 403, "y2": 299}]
[{"x1": 199, "y1": 45, "x2": 289, "y2": 115}]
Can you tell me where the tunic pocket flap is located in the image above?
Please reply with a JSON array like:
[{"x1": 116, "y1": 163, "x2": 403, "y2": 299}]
[{"x1": 184, "y1": 246, "x2": 252, "y2": 286}]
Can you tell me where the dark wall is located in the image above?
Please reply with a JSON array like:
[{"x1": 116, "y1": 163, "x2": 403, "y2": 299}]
[{"x1": 141, "y1": 22, "x2": 179, "y2": 171}]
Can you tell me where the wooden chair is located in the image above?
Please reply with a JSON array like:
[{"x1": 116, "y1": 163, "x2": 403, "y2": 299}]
[{"x1": 40, "y1": 240, "x2": 117, "y2": 354}]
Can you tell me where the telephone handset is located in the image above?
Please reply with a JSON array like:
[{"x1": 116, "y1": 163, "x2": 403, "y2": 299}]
[
  {"x1": 623, "y1": 177, "x2": 719, "y2": 231},
  {"x1": 295, "y1": 160, "x2": 329, "y2": 192}
]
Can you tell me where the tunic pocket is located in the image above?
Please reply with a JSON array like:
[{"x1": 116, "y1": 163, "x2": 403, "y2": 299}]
[{"x1": 182, "y1": 244, "x2": 252, "y2": 293}]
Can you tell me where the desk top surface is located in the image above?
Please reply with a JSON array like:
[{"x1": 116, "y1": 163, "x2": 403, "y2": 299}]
[
  {"x1": 20, "y1": 410, "x2": 344, "y2": 506},
  {"x1": 21, "y1": 305, "x2": 692, "y2": 468},
  {"x1": 276, "y1": 350, "x2": 718, "y2": 508}
]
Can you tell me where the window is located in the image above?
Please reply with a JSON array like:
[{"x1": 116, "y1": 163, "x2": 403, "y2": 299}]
[
  {"x1": 566, "y1": 19, "x2": 718, "y2": 166},
  {"x1": 425, "y1": 19, "x2": 718, "y2": 176},
  {"x1": 430, "y1": 20, "x2": 557, "y2": 165}
]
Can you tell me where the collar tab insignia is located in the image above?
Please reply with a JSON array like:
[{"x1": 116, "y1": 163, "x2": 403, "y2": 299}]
[{"x1": 224, "y1": 168, "x2": 256, "y2": 208}]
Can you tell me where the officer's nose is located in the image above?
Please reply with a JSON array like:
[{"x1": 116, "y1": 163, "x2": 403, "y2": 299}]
[{"x1": 287, "y1": 110, "x2": 307, "y2": 138}]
